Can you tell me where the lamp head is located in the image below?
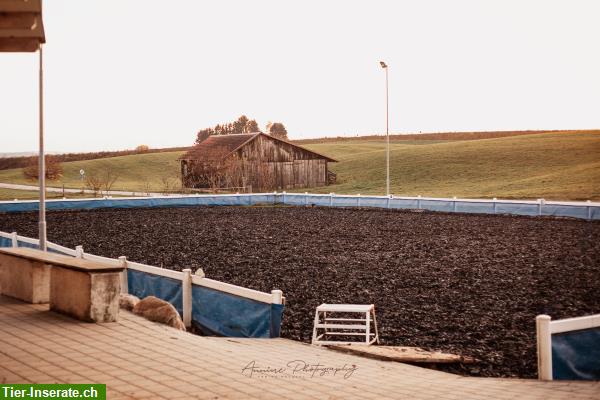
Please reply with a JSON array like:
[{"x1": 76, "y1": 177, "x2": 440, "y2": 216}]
[{"x1": 380, "y1": 61, "x2": 388, "y2": 68}]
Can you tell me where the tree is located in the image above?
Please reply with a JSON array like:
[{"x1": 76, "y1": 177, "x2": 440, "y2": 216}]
[
  {"x1": 23, "y1": 155, "x2": 63, "y2": 181},
  {"x1": 100, "y1": 166, "x2": 119, "y2": 195},
  {"x1": 268, "y1": 122, "x2": 288, "y2": 140},
  {"x1": 233, "y1": 115, "x2": 249, "y2": 133},
  {"x1": 185, "y1": 146, "x2": 245, "y2": 192},
  {"x1": 245, "y1": 119, "x2": 259, "y2": 133},
  {"x1": 85, "y1": 172, "x2": 103, "y2": 196},
  {"x1": 135, "y1": 145, "x2": 149, "y2": 152},
  {"x1": 195, "y1": 115, "x2": 262, "y2": 143}
]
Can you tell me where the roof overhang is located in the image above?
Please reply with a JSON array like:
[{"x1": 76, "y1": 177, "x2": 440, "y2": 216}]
[{"x1": 0, "y1": 0, "x2": 45, "y2": 52}]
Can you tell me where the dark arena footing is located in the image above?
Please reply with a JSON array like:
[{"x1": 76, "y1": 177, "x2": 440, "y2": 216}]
[{"x1": 1, "y1": 205, "x2": 599, "y2": 378}]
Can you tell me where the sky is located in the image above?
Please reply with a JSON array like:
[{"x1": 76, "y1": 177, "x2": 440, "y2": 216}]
[{"x1": 1, "y1": 0, "x2": 599, "y2": 153}]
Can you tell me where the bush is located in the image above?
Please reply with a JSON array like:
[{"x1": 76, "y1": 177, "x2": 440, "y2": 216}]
[{"x1": 22, "y1": 156, "x2": 63, "y2": 181}]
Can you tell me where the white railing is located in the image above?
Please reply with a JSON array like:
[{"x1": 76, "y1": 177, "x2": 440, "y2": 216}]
[
  {"x1": 1, "y1": 192, "x2": 598, "y2": 221},
  {"x1": 536, "y1": 313, "x2": 600, "y2": 380},
  {"x1": 0, "y1": 230, "x2": 284, "y2": 329}
]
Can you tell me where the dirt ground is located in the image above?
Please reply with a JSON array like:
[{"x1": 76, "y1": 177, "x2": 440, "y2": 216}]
[{"x1": 1, "y1": 206, "x2": 599, "y2": 378}]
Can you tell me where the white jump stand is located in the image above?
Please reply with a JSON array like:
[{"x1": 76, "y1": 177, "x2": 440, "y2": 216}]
[{"x1": 312, "y1": 304, "x2": 379, "y2": 346}]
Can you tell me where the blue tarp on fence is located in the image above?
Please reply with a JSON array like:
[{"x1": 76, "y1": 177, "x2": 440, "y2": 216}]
[
  {"x1": 0, "y1": 237, "x2": 11, "y2": 247},
  {"x1": 127, "y1": 269, "x2": 183, "y2": 315},
  {"x1": 127, "y1": 268, "x2": 283, "y2": 338},
  {"x1": 191, "y1": 285, "x2": 284, "y2": 338},
  {"x1": 552, "y1": 327, "x2": 600, "y2": 380},
  {"x1": 0, "y1": 194, "x2": 598, "y2": 220}
]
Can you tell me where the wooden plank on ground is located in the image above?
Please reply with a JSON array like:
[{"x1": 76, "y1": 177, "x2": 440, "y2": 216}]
[{"x1": 326, "y1": 345, "x2": 478, "y2": 364}]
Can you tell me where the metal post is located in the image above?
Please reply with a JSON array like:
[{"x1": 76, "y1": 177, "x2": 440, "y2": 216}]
[
  {"x1": 38, "y1": 45, "x2": 46, "y2": 251},
  {"x1": 385, "y1": 66, "x2": 390, "y2": 196}
]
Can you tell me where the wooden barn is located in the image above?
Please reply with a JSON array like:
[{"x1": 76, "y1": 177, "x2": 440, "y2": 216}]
[{"x1": 180, "y1": 133, "x2": 337, "y2": 192}]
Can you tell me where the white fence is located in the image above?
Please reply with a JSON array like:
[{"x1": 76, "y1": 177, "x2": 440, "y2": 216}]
[
  {"x1": 536, "y1": 313, "x2": 600, "y2": 380},
  {"x1": 0, "y1": 230, "x2": 284, "y2": 330},
  {"x1": 1, "y1": 192, "x2": 598, "y2": 220}
]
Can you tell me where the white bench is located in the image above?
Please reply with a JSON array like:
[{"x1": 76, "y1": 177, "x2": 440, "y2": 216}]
[{"x1": 312, "y1": 304, "x2": 379, "y2": 346}]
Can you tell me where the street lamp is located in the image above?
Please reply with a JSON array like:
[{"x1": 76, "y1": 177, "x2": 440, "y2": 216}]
[
  {"x1": 0, "y1": 0, "x2": 47, "y2": 250},
  {"x1": 379, "y1": 61, "x2": 390, "y2": 196}
]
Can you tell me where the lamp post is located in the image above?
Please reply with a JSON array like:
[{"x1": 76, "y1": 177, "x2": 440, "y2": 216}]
[
  {"x1": 1, "y1": 0, "x2": 47, "y2": 250},
  {"x1": 379, "y1": 61, "x2": 390, "y2": 196},
  {"x1": 38, "y1": 44, "x2": 46, "y2": 250}
]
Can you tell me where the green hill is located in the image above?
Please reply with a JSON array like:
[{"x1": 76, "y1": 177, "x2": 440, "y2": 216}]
[
  {"x1": 305, "y1": 131, "x2": 600, "y2": 200},
  {"x1": 0, "y1": 151, "x2": 185, "y2": 193},
  {"x1": 0, "y1": 131, "x2": 598, "y2": 201}
]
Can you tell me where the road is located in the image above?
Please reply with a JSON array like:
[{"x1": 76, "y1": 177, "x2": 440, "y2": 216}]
[{"x1": 0, "y1": 182, "x2": 163, "y2": 197}]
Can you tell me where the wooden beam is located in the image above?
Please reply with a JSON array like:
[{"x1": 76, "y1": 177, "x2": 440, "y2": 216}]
[
  {"x1": 0, "y1": 0, "x2": 42, "y2": 13},
  {"x1": 0, "y1": 23, "x2": 45, "y2": 39},
  {"x1": 0, "y1": 37, "x2": 39, "y2": 51},
  {"x1": 0, "y1": 12, "x2": 37, "y2": 29},
  {"x1": 327, "y1": 345, "x2": 478, "y2": 364}
]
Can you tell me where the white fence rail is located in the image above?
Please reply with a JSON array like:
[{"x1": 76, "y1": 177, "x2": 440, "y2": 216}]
[
  {"x1": 1, "y1": 192, "x2": 598, "y2": 220},
  {"x1": 0, "y1": 230, "x2": 284, "y2": 328}
]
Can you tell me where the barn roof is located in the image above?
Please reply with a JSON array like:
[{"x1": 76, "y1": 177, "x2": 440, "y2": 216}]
[{"x1": 180, "y1": 132, "x2": 337, "y2": 162}]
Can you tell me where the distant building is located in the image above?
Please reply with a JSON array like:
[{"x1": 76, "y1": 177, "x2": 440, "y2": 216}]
[{"x1": 180, "y1": 133, "x2": 336, "y2": 192}]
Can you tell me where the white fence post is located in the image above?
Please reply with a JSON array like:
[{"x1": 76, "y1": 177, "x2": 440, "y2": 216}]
[
  {"x1": 282, "y1": 191, "x2": 286, "y2": 205},
  {"x1": 119, "y1": 256, "x2": 128, "y2": 294},
  {"x1": 538, "y1": 198, "x2": 545, "y2": 216},
  {"x1": 330, "y1": 193, "x2": 334, "y2": 207},
  {"x1": 75, "y1": 245, "x2": 84, "y2": 259},
  {"x1": 271, "y1": 289, "x2": 283, "y2": 304},
  {"x1": 304, "y1": 192, "x2": 309, "y2": 206},
  {"x1": 182, "y1": 269, "x2": 192, "y2": 328},
  {"x1": 493, "y1": 198, "x2": 497, "y2": 214},
  {"x1": 11, "y1": 232, "x2": 18, "y2": 248},
  {"x1": 453, "y1": 196, "x2": 457, "y2": 212},
  {"x1": 587, "y1": 200, "x2": 592, "y2": 221},
  {"x1": 536, "y1": 315, "x2": 553, "y2": 381},
  {"x1": 387, "y1": 195, "x2": 391, "y2": 209},
  {"x1": 357, "y1": 194, "x2": 361, "y2": 207},
  {"x1": 417, "y1": 195, "x2": 422, "y2": 209}
]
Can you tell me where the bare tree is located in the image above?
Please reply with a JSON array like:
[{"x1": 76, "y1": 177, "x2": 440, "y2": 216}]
[
  {"x1": 141, "y1": 179, "x2": 152, "y2": 196},
  {"x1": 100, "y1": 167, "x2": 119, "y2": 195},
  {"x1": 160, "y1": 174, "x2": 179, "y2": 195},
  {"x1": 85, "y1": 173, "x2": 103, "y2": 197}
]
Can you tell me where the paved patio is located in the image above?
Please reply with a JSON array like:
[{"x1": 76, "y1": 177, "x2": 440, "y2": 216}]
[{"x1": 0, "y1": 296, "x2": 598, "y2": 400}]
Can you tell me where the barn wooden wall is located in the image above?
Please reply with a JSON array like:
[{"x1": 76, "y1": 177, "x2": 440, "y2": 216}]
[
  {"x1": 182, "y1": 135, "x2": 332, "y2": 191},
  {"x1": 242, "y1": 159, "x2": 327, "y2": 191},
  {"x1": 237, "y1": 135, "x2": 328, "y2": 191}
]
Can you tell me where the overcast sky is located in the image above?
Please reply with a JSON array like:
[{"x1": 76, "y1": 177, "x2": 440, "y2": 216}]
[{"x1": 1, "y1": 0, "x2": 599, "y2": 153}]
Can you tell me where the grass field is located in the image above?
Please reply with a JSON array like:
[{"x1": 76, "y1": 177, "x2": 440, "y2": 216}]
[
  {"x1": 0, "y1": 188, "x2": 97, "y2": 201},
  {"x1": 306, "y1": 131, "x2": 600, "y2": 200},
  {"x1": 0, "y1": 152, "x2": 185, "y2": 193},
  {"x1": 0, "y1": 131, "x2": 598, "y2": 200}
]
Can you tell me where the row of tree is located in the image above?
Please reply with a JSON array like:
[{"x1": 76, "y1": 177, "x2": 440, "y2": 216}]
[{"x1": 195, "y1": 115, "x2": 288, "y2": 144}]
